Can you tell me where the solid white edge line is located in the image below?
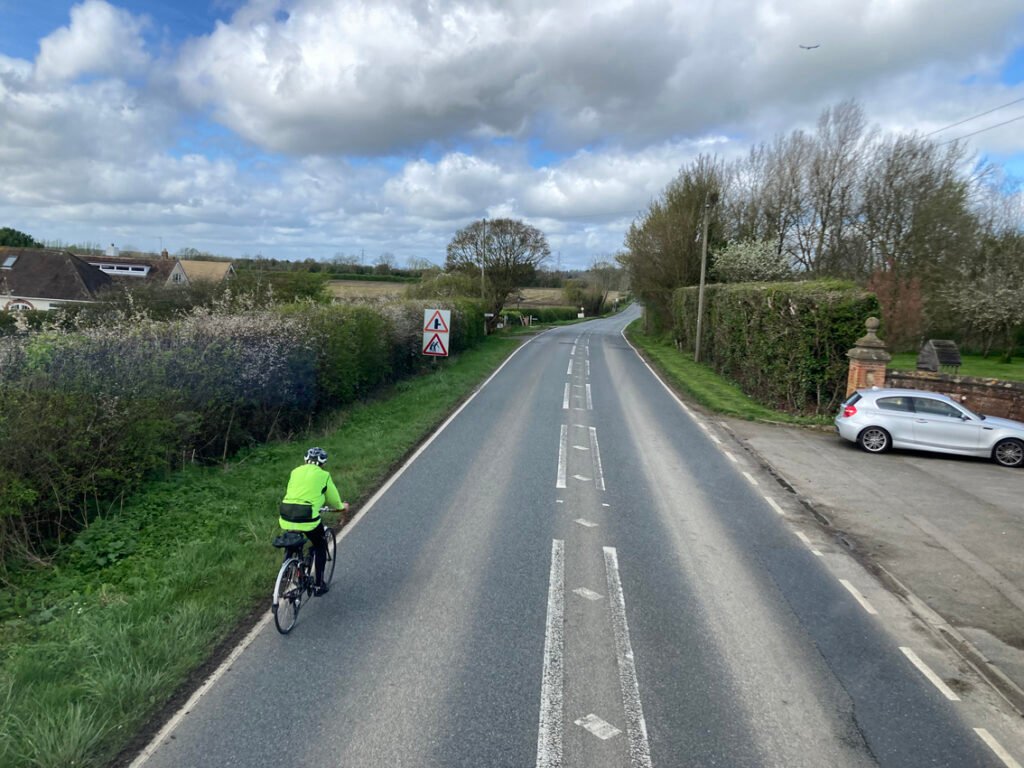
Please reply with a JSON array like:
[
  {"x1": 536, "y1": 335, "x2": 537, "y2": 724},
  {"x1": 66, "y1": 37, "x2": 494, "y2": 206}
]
[
  {"x1": 567, "y1": 360, "x2": 573, "y2": 376},
  {"x1": 562, "y1": 383, "x2": 570, "y2": 410},
  {"x1": 557, "y1": 425, "x2": 568, "y2": 489},
  {"x1": 723, "y1": 451, "x2": 738, "y2": 464},
  {"x1": 795, "y1": 531, "x2": 823, "y2": 556},
  {"x1": 839, "y1": 579, "x2": 878, "y2": 615},
  {"x1": 975, "y1": 728, "x2": 1023, "y2": 768},
  {"x1": 742, "y1": 471, "x2": 758, "y2": 487},
  {"x1": 603, "y1": 547, "x2": 653, "y2": 768},
  {"x1": 764, "y1": 497, "x2": 786, "y2": 516},
  {"x1": 536, "y1": 540, "x2": 565, "y2": 768},
  {"x1": 899, "y1": 647, "x2": 961, "y2": 701},
  {"x1": 131, "y1": 330, "x2": 550, "y2": 767},
  {"x1": 589, "y1": 426, "x2": 606, "y2": 491}
]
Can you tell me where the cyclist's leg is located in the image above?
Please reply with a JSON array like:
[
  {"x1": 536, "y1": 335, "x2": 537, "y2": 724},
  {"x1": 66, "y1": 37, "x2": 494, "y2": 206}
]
[{"x1": 305, "y1": 524, "x2": 327, "y2": 587}]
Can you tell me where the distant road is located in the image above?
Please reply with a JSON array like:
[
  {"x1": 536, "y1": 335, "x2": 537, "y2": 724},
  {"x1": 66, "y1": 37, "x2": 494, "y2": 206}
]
[{"x1": 134, "y1": 306, "x2": 1009, "y2": 767}]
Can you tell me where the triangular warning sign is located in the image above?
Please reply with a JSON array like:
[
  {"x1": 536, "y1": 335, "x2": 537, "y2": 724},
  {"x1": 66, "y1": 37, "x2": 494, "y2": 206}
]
[
  {"x1": 422, "y1": 333, "x2": 448, "y2": 356},
  {"x1": 424, "y1": 310, "x2": 450, "y2": 333}
]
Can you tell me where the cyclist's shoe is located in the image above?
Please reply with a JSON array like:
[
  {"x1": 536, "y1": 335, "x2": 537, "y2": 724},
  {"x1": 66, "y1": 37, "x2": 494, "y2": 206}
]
[{"x1": 313, "y1": 584, "x2": 330, "y2": 597}]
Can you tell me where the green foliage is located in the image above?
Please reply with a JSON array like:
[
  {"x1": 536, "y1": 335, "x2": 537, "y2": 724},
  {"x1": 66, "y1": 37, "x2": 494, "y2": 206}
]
[
  {"x1": 672, "y1": 280, "x2": 879, "y2": 415},
  {"x1": 0, "y1": 301, "x2": 487, "y2": 562},
  {"x1": 0, "y1": 334, "x2": 518, "y2": 768},
  {"x1": 0, "y1": 228, "x2": 40, "y2": 247}
]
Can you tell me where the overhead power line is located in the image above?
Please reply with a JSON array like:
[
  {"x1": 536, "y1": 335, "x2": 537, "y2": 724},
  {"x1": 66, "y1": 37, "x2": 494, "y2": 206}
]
[
  {"x1": 941, "y1": 112, "x2": 1024, "y2": 144},
  {"x1": 925, "y1": 95, "x2": 1024, "y2": 137}
]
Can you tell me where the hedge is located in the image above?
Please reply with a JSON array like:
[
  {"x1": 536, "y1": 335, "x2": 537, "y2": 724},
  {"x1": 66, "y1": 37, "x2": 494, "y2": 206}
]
[
  {"x1": 0, "y1": 299, "x2": 484, "y2": 562},
  {"x1": 671, "y1": 280, "x2": 879, "y2": 415}
]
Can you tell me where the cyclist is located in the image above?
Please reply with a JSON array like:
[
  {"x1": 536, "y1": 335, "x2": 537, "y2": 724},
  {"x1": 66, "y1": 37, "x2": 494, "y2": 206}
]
[{"x1": 279, "y1": 447, "x2": 346, "y2": 596}]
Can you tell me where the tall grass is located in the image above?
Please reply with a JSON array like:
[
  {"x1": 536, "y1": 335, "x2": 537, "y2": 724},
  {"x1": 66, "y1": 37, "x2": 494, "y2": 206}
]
[{"x1": 0, "y1": 334, "x2": 520, "y2": 768}]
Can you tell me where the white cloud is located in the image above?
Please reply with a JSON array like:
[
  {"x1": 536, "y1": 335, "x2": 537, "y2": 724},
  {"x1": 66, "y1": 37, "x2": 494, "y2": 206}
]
[{"x1": 34, "y1": 0, "x2": 150, "y2": 82}]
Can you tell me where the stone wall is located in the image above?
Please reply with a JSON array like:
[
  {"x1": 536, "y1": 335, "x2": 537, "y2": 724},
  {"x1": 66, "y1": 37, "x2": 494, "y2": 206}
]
[{"x1": 885, "y1": 369, "x2": 1024, "y2": 421}]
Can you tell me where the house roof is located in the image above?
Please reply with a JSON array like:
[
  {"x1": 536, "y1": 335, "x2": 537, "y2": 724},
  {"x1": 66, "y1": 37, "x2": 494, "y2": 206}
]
[
  {"x1": 178, "y1": 260, "x2": 233, "y2": 282},
  {"x1": 84, "y1": 254, "x2": 177, "y2": 283},
  {"x1": 0, "y1": 247, "x2": 112, "y2": 303}
]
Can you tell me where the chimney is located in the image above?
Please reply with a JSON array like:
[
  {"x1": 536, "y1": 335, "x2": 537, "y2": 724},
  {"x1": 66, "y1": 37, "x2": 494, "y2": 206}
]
[{"x1": 161, "y1": 249, "x2": 169, "y2": 259}]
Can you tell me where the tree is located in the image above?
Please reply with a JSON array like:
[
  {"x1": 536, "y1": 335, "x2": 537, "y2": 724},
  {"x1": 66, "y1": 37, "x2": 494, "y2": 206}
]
[
  {"x1": 712, "y1": 239, "x2": 792, "y2": 283},
  {"x1": 446, "y1": 218, "x2": 551, "y2": 330},
  {"x1": 0, "y1": 227, "x2": 40, "y2": 248}
]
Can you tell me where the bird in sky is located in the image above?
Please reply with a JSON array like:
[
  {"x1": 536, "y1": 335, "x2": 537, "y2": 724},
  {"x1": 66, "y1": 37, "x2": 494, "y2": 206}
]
[{"x1": 799, "y1": 44, "x2": 821, "y2": 50}]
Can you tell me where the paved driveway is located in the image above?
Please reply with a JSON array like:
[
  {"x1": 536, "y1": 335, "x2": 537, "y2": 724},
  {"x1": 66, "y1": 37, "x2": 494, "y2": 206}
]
[{"x1": 722, "y1": 417, "x2": 1024, "y2": 704}]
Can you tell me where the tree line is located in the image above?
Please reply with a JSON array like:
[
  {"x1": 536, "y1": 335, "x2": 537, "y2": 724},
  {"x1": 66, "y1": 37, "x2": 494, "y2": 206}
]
[{"x1": 619, "y1": 100, "x2": 1024, "y2": 357}]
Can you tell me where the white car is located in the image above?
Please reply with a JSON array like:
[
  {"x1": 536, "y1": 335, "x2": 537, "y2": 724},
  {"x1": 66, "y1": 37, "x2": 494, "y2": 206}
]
[{"x1": 835, "y1": 388, "x2": 1024, "y2": 468}]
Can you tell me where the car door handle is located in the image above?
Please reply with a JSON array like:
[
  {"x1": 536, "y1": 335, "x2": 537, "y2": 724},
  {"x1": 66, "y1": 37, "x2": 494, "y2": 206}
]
[{"x1": 914, "y1": 419, "x2": 929, "y2": 423}]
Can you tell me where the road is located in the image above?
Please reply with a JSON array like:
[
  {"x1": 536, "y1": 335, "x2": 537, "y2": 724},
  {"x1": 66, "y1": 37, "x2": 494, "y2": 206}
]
[{"x1": 132, "y1": 306, "x2": 1022, "y2": 767}]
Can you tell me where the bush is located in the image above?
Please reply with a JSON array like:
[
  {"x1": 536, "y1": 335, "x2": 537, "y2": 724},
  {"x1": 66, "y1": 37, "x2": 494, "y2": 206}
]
[
  {"x1": 0, "y1": 300, "x2": 485, "y2": 563},
  {"x1": 672, "y1": 280, "x2": 879, "y2": 415}
]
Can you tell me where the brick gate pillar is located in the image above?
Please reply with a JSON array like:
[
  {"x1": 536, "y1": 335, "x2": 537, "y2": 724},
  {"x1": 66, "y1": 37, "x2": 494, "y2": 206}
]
[{"x1": 846, "y1": 317, "x2": 891, "y2": 398}]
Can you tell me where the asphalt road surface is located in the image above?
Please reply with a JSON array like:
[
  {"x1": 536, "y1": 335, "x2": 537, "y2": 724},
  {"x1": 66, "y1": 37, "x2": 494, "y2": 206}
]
[{"x1": 132, "y1": 306, "x2": 1020, "y2": 768}]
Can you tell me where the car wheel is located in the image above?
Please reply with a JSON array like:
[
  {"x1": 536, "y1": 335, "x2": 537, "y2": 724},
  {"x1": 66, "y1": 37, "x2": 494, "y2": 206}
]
[
  {"x1": 992, "y1": 438, "x2": 1024, "y2": 468},
  {"x1": 858, "y1": 427, "x2": 891, "y2": 454}
]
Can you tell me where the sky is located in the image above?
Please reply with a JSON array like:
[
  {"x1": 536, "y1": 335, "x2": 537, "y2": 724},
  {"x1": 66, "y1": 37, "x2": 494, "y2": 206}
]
[{"x1": 1, "y1": 0, "x2": 1023, "y2": 270}]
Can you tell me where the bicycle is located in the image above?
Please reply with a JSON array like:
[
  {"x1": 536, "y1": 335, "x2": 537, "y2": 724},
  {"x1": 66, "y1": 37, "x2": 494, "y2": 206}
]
[{"x1": 271, "y1": 509, "x2": 338, "y2": 635}]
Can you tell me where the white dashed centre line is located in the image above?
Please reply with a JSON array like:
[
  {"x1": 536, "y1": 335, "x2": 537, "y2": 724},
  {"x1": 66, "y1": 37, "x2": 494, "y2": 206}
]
[
  {"x1": 899, "y1": 647, "x2": 961, "y2": 701},
  {"x1": 562, "y1": 383, "x2": 570, "y2": 410},
  {"x1": 536, "y1": 540, "x2": 565, "y2": 768},
  {"x1": 839, "y1": 579, "x2": 878, "y2": 615},
  {"x1": 588, "y1": 426, "x2": 606, "y2": 491},
  {"x1": 603, "y1": 547, "x2": 653, "y2": 768},
  {"x1": 556, "y1": 425, "x2": 567, "y2": 489}
]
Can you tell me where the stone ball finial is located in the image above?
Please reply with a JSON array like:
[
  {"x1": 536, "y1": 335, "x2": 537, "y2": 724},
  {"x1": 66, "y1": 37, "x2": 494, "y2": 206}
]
[{"x1": 865, "y1": 317, "x2": 880, "y2": 334}]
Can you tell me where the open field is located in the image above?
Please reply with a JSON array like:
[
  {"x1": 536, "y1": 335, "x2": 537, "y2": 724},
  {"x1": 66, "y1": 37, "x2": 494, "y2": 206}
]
[
  {"x1": 514, "y1": 287, "x2": 623, "y2": 307},
  {"x1": 326, "y1": 280, "x2": 408, "y2": 300},
  {"x1": 889, "y1": 353, "x2": 1024, "y2": 382}
]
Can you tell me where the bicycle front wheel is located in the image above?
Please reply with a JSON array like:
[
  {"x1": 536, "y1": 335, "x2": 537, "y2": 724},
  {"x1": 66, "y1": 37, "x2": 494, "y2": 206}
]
[
  {"x1": 273, "y1": 558, "x2": 302, "y2": 634},
  {"x1": 322, "y1": 527, "x2": 337, "y2": 587}
]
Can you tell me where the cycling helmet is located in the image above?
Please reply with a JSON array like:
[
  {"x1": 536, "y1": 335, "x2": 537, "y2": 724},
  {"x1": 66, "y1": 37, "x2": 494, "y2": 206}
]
[{"x1": 304, "y1": 447, "x2": 328, "y2": 465}]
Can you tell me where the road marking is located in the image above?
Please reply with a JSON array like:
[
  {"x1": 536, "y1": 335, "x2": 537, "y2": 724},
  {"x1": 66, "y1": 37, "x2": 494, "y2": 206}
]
[
  {"x1": 708, "y1": 433, "x2": 722, "y2": 445},
  {"x1": 586, "y1": 359, "x2": 591, "y2": 377},
  {"x1": 589, "y1": 427, "x2": 606, "y2": 491},
  {"x1": 839, "y1": 579, "x2": 878, "y2": 615},
  {"x1": 573, "y1": 444, "x2": 589, "y2": 451},
  {"x1": 567, "y1": 360, "x2": 573, "y2": 376},
  {"x1": 536, "y1": 540, "x2": 565, "y2": 768},
  {"x1": 573, "y1": 587, "x2": 604, "y2": 601},
  {"x1": 742, "y1": 471, "x2": 758, "y2": 486},
  {"x1": 575, "y1": 714, "x2": 621, "y2": 740},
  {"x1": 586, "y1": 383, "x2": 593, "y2": 410},
  {"x1": 556, "y1": 425, "x2": 567, "y2": 489},
  {"x1": 131, "y1": 328, "x2": 553, "y2": 768},
  {"x1": 556, "y1": 500, "x2": 564, "y2": 504},
  {"x1": 572, "y1": 474, "x2": 592, "y2": 482},
  {"x1": 795, "y1": 531, "x2": 823, "y2": 556},
  {"x1": 602, "y1": 503, "x2": 611, "y2": 508},
  {"x1": 562, "y1": 383, "x2": 570, "y2": 410},
  {"x1": 764, "y1": 496, "x2": 786, "y2": 516},
  {"x1": 571, "y1": 344, "x2": 577, "y2": 356},
  {"x1": 975, "y1": 729, "x2": 1022, "y2": 768},
  {"x1": 723, "y1": 450, "x2": 738, "y2": 464},
  {"x1": 899, "y1": 647, "x2": 961, "y2": 701},
  {"x1": 575, "y1": 518, "x2": 598, "y2": 528},
  {"x1": 603, "y1": 547, "x2": 653, "y2": 768}
]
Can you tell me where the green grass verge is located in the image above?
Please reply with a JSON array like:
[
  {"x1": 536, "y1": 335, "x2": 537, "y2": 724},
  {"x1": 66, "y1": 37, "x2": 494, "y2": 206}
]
[
  {"x1": 624, "y1": 321, "x2": 827, "y2": 425},
  {"x1": 0, "y1": 334, "x2": 521, "y2": 768},
  {"x1": 888, "y1": 352, "x2": 1024, "y2": 382}
]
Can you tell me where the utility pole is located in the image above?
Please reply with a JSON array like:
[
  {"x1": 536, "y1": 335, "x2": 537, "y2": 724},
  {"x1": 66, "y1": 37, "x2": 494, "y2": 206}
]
[{"x1": 694, "y1": 192, "x2": 718, "y2": 363}]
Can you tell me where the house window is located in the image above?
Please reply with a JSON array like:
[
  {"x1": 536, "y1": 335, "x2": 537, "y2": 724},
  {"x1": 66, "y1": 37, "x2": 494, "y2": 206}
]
[
  {"x1": 172, "y1": 272, "x2": 185, "y2": 284},
  {"x1": 5, "y1": 300, "x2": 33, "y2": 311},
  {"x1": 2, "y1": 255, "x2": 17, "y2": 269}
]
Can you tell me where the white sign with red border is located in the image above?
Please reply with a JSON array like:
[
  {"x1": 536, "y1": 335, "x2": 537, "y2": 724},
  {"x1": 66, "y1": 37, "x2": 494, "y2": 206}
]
[{"x1": 422, "y1": 309, "x2": 452, "y2": 357}]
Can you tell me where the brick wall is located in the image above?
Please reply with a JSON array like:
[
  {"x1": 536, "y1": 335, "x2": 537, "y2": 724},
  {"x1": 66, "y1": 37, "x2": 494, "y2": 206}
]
[{"x1": 885, "y1": 370, "x2": 1024, "y2": 421}]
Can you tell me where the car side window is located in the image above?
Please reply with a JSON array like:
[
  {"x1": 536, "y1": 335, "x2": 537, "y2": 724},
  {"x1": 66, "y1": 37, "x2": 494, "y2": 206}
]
[
  {"x1": 877, "y1": 396, "x2": 914, "y2": 412},
  {"x1": 912, "y1": 398, "x2": 961, "y2": 418}
]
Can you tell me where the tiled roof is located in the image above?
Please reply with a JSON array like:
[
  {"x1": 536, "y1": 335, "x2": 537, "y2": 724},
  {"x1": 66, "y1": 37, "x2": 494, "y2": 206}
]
[
  {"x1": 178, "y1": 260, "x2": 233, "y2": 282},
  {"x1": 0, "y1": 247, "x2": 112, "y2": 302},
  {"x1": 84, "y1": 254, "x2": 177, "y2": 283}
]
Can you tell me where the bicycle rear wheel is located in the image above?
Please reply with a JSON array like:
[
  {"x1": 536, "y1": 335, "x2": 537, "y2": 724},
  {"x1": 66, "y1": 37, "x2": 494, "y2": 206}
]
[
  {"x1": 322, "y1": 527, "x2": 337, "y2": 587},
  {"x1": 273, "y1": 558, "x2": 302, "y2": 634}
]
